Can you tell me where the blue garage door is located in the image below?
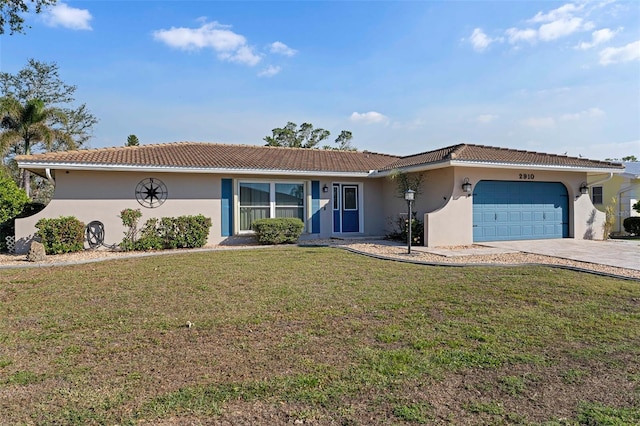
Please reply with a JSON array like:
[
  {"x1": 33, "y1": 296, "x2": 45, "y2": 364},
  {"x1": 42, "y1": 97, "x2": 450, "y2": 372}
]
[{"x1": 473, "y1": 181, "x2": 569, "y2": 242}]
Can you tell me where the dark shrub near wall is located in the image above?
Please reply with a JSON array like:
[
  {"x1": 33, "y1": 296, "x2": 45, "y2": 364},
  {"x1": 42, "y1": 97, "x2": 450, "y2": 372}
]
[
  {"x1": 623, "y1": 217, "x2": 640, "y2": 235},
  {"x1": 120, "y1": 211, "x2": 213, "y2": 251},
  {"x1": 252, "y1": 218, "x2": 304, "y2": 244}
]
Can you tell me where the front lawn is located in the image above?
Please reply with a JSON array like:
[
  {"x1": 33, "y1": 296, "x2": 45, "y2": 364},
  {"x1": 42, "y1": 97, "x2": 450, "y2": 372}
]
[{"x1": 1, "y1": 247, "x2": 638, "y2": 425}]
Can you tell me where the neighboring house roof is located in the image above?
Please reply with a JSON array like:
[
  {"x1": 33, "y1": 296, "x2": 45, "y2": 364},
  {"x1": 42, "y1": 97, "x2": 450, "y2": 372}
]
[
  {"x1": 16, "y1": 142, "x2": 624, "y2": 177},
  {"x1": 622, "y1": 162, "x2": 640, "y2": 179},
  {"x1": 379, "y1": 144, "x2": 624, "y2": 172}
]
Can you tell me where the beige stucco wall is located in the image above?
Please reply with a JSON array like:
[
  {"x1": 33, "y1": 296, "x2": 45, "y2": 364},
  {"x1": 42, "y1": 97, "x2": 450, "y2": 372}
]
[
  {"x1": 420, "y1": 167, "x2": 606, "y2": 246},
  {"x1": 587, "y1": 174, "x2": 640, "y2": 234},
  {"x1": 14, "y1": 170, "x2": 223, "y2": 253},
  {"x1": 14, "y1": 171, "x2": 387, "y2": 253}
]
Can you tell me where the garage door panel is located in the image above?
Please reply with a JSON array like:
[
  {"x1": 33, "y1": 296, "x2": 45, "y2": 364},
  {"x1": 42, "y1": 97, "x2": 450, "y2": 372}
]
[{"x1": 473, "y1": 181, "x2": 569, "y2": 242}]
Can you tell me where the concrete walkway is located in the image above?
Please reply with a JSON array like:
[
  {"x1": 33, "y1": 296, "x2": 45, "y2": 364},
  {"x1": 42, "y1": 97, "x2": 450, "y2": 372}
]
[{"x1": 480, "y1": 239, "x2": 640, "y2": 271}]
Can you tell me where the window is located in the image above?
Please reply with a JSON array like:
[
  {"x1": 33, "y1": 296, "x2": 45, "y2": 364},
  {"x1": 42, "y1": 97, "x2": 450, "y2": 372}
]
[
  {"x1": 591, "y1": 186, "x2": 603, "y2": 204},
  {"x1": 239, "y1": 181, "x2": 305, "y2": 231}
]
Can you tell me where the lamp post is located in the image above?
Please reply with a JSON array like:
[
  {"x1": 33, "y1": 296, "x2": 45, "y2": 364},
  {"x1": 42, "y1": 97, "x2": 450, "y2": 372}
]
[{"x1": 405, "y1": 189, "x2": 415, "y2": 254}]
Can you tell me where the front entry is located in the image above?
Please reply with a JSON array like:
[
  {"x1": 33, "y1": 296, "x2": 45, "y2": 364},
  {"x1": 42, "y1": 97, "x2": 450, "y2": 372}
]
[{"x1": 333, "y1": 184, "x2": 360, "y2": 233}]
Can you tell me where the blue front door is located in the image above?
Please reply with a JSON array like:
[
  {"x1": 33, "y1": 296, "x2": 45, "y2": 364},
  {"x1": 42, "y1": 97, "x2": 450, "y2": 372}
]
[
  {"x1": 473, "y1": 181, "x2": 569, "y2": 242},
  {"x1": 333, "y1": 184, "x2": 360, "y2": 233}
]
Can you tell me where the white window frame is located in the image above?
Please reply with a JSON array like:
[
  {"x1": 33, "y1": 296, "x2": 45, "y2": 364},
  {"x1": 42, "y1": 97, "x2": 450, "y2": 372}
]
[{"x1": 236, "y1": 179, "x2": 307, "y2": 234}]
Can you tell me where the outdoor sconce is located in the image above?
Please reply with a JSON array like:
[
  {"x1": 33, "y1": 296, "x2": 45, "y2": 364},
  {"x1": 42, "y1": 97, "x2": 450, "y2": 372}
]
[
  {"x1": 404, "y1": 189, "x2": 415, "y2": 254},
  {"x1": 322, "y1": 184, "x2": 329, "y2": 193},
  {"x1": 462, "y1": 178, "x2": 473, "y2": 193},
  {"x1": 579, "y1": 182, "x2": 589, "y2": 195}
]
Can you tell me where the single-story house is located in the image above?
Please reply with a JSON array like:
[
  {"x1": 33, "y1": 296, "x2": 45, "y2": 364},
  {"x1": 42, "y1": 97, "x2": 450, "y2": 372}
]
[
  {"x1": 13, "y1": 142, "x2": 624, "y2": 253},
  {"x1": 588, "y1": 161, "x2": 640, "y2": 235}
]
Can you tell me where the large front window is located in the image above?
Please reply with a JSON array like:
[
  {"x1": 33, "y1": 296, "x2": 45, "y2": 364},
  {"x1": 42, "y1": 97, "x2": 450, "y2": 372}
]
[{"x1": 239, "y1": 181, "x2": 305, "y2": 231}]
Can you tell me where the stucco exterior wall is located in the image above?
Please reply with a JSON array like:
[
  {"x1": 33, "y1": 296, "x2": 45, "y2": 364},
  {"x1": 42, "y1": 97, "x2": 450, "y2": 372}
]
[
  {"x1": 14, "y1": 171, "x2": 387, "y2": 253},
  {"x1": 588, "y1": 174, "x2": 640, "y2": 234},
  {"x1": 422, "y1": 167, "x2": 606, "y2": 247},
  {"x1": 14, "y1": 170, "x2": 223, "y2": 253}
]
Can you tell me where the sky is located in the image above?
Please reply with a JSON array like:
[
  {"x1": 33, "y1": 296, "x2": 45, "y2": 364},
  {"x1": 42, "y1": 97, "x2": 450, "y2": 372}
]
[{"x1": 1, "y1": 0, "x2": 639, "y2": 161}]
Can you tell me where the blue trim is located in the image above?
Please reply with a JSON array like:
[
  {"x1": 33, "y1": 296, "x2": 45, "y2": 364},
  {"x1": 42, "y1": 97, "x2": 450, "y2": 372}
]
[
  {"x1": 221, "y1": 178, "x2": 233, "y2": 236},
  {"x1": 311, "y1": 181, "x2": 320, "y2": 234}
]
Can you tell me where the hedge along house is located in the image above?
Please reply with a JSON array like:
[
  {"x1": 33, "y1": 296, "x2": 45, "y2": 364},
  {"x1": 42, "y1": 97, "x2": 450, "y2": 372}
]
[{"x1": 13, "y1": 142, "x2": 623, "y2": 253}]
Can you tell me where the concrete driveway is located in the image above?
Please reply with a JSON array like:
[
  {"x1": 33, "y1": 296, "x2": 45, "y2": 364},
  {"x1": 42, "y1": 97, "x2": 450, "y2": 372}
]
[{"x1": 482, "y1": 239, "x2": 640, "y2": 271}]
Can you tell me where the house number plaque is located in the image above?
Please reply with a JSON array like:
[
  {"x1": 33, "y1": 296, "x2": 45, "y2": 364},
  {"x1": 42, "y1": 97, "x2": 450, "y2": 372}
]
[{"x1": 518, "y1": 173, "x2": 535, "y2": 180}]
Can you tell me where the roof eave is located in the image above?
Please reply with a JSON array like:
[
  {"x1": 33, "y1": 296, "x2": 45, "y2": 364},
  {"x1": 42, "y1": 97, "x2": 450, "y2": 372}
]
[
  {"x1": 17, "y1": 162, "x2": 375, "y2": 178},
  {"x1": 371, "y1": 159, "x2": 624, "y2": 176}
]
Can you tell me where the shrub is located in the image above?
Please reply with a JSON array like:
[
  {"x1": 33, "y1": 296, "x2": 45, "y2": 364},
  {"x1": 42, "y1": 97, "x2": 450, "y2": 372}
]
[
  {"x1": 119, "y1": 208, "x2": 143, "y2": 252},
  {"x1": 0, "y1": 175, "x2": 29, "y2": 251},
  {"x1": 387, "y1": 213, "x2": 424, "y2": 246},
  {"x1": 119, "y1": 212, "x2": 212, "y2": 251},
  {"x1": 35, "y1": 216, "x2": 85, "y2": 254},
  {"x1": 252, "y1": 218, "x2": 304, "y2": 245},
  {"x1": 623, "y1": 217, "x2": 640, "y2": 235}
]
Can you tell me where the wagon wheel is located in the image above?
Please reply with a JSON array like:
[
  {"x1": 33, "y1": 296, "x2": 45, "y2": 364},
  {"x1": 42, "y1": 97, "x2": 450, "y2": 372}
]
[{"x1": 86, "y1": 221, "x2": 105, "y2": 249}]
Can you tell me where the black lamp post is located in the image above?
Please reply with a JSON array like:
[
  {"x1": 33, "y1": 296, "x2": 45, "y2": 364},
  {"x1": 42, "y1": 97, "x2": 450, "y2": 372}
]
[{"x1": 405, "y1": 189, "x2": 415, "y2": 254}]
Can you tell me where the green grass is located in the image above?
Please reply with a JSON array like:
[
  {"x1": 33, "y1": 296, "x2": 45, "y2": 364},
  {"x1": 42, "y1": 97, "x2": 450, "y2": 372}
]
[{"x1": 1, "y1": 246, "x2": 639, "y2": 425}]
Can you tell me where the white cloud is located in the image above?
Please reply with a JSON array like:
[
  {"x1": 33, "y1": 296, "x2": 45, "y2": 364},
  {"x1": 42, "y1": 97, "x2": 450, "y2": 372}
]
[
  {"x1": 258, "y1": 65, "x2": 281, "y2": 77},
  {"x1": 576, "y1": 28, "x2": 618, "y2": 50},
  {"x1": 153, "y1": 21, "x2": 262, "y2": 66},
  {"x1": 560, "y1": 107, "x2": 605, "y2": 121},
  {"x1": 42, "y1": 2, "x2": 92, "y2": 30},
  {"x1": 350, "y1": 111, "x2": 389, "y2": 125},
  {"x1": 469, "y1": 28, "x2": 500, "y2": 52},
  {"x1": 599, "y1": 40, "x2": 640, "y2": 65},
  {"x1": 475, "y1": 114, "x2": 498, "y2": 124},
  {"x1": 521, "y1": 117, "x2": 556, "y2": 128},
  {"x1": 270, "y1": 41, "x2": 297, "y2": 57},
  {"x1": 529, "y1": 3, "x2": 584, "y2": 23},
  {"x1": 538, "y1": 17, "x2": 587, "y2": 41},
  {"x1": 506, "y1": 28, "x2": 537, "y2": 44}
]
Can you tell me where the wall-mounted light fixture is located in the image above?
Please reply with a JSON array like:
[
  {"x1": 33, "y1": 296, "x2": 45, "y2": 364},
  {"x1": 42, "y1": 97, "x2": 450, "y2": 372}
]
[
  {"x1": 579, "y1": 182, "x2": 589, "y2": 195},
  {"x1": 322, "y1": 184, "x2": 329, "y2": 193},
  {"x1": 462, "y1": 178, "x2": 473, "y2": 193}
]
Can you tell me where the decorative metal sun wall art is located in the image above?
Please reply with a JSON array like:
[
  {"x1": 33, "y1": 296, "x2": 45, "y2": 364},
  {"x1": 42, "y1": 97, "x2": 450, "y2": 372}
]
[{"x1": 135, "y1": 178, "x2": 168, "y2": 208}]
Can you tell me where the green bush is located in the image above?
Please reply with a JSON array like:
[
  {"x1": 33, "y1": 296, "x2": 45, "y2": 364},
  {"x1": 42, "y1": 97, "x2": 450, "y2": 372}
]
[
  {"x1": 0, "y1": 175, "x2": 29, "y2": 251},
  {"x1": 120, "y1": 213, "x2": 212, "y2": 251},
  {"x1": 388, "y1": 214, "x2": 424, "y2": 246},
  {"x1": 251, "y1": 218, "x2": 304, "y2": 245},
  {"x1": 35, "y1": 216, "x2": 85, "y2": 254},
  {"x1": 623, "y1": 217, "x2": 640, "y2": 235}
]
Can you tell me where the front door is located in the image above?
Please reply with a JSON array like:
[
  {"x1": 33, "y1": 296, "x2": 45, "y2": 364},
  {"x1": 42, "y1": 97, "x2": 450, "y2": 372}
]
[{"x1": 333, "y1": 184, "x2": 360, "y2": 233}]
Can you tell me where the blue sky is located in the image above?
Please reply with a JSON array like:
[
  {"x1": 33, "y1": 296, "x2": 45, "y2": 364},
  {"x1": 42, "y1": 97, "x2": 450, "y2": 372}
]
[{"x1": 1, "y1": 0, "x2": 639, "y2": 161}]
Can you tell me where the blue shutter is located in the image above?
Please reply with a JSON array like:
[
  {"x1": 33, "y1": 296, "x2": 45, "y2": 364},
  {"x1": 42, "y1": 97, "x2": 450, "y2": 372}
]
[
  {"x1": 221, "y1": 179, "x2": 233, "y2": 236},
  {"x1": 311, "y1": 181, "x2": 320, "y2": 234}
]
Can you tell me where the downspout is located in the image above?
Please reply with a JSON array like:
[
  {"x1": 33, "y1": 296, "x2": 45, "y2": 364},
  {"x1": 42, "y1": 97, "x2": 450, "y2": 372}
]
[
  {"x1": 587, "y1": 172, "x2": 614, "y2": 188},
  {"x1": 45, "y1": 168, "x2": 55, "y2": 185}
]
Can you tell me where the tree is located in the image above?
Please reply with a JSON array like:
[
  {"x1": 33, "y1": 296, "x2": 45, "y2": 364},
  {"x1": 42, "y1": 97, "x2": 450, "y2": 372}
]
[
  {"x1": 0, "y1": 0, "x2": 56, "y2": 35},
  {"x1": 0, "y1": 97, "x2": 71, "y2": 197},
  {"x1": 605, "y1": 155, "x2": 638, "y2": 162},
  {"x1": 126, "y1": 134, "x2": 140, "y2": 147},
  {"x1": 334, "y1": 130, "x2": 355, "y2": 151},
  {"x1": 264, "y1": 122, "x2": 355, "y2": 150},
  {"x1": 0, "y1": 60, "x2": 97, "y2": 199}
]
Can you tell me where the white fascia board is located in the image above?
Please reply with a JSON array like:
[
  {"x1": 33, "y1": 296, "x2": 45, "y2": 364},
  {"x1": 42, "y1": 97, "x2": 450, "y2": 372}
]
[
  {"x1": 16, "y1": 162, "x2": 373, "y2": 178},
  {"x1": 371, "y1": 160, "x2": 624, "y2": 176}
]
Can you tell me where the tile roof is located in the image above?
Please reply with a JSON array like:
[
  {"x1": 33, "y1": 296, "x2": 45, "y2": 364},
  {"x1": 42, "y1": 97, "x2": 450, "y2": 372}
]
[
  {"x1": 16, "y1": 142, "x2": 624, "y2": 174},
  {"x1": 381, "y1": 144, "x2": 624, "y2": 170},
  {"x1": 16, "y1": 142, "x2": 399, "y2": 173}
]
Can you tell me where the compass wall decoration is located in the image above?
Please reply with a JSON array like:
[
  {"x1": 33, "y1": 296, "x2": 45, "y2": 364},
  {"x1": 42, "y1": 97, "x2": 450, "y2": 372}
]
[{"x1": 135, "y1": 178, "x2": 168, "y2": 208}]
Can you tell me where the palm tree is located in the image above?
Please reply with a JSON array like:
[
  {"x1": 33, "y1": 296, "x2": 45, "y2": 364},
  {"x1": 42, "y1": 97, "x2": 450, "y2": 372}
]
[{"x1": 0, "y1": 96, "x2": 71, "y2": 197}]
